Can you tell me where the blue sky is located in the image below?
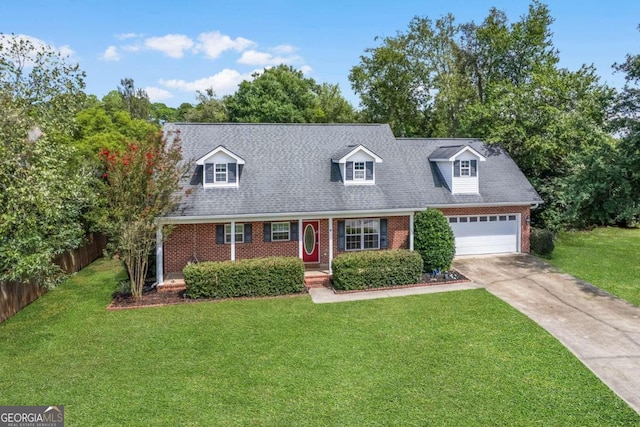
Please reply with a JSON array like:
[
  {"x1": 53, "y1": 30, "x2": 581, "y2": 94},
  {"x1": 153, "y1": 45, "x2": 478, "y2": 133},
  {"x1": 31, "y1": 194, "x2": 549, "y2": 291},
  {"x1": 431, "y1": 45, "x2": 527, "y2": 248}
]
[{"x1": 1, "y1": 0, "x2": 638, "y2": 108}]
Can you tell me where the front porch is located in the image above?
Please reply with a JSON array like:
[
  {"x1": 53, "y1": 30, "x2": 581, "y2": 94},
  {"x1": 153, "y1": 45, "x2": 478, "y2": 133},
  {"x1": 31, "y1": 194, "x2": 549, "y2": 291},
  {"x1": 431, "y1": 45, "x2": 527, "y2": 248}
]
[{"x1": 158, "y1": 265, "x2": 332, "y2": 293}]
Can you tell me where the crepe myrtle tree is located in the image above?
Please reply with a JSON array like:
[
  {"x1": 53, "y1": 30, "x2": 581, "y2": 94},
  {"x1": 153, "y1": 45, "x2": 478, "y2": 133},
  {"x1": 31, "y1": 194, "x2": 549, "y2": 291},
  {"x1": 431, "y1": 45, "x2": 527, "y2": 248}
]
[
  {"x1": 413, "y1": 208, "x2": 456, "y2": 272},
  {"x1": 99, "y1": 130, "x2": 190, "y2": 298}
]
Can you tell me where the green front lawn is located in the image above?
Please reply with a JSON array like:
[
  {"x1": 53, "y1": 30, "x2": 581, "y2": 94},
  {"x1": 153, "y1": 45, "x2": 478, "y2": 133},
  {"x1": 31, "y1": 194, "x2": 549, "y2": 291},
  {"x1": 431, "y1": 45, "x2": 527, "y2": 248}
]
[
  {"x1": 548, "y1": 226, "x2": 640, "y2": 306},
  {"x1": 1, "y1": 258, "x2": 637, "y2": 426}
]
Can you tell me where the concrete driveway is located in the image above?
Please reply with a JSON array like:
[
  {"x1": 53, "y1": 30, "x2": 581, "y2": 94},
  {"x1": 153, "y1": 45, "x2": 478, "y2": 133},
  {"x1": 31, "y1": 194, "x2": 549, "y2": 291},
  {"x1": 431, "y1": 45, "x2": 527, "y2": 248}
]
[{"x1": 454, "y1": 254, "x2": 640, "y2": 414}]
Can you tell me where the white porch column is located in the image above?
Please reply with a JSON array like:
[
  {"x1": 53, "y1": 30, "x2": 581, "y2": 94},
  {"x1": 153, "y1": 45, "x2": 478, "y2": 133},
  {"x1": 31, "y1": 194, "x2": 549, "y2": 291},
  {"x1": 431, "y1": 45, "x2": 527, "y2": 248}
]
[
  {"x1": 156, "y1": 225, "x2": 164, "y2": 284},
  {"x1": 328, "y1": 217, "x2": 334, "y2": 274},
  {"x1": 230, "y1": 221, "x2": 236, "y2": 261},
  {"x1": 298, "y1": 219, "x2": 303, "y2": 259},
  {"x1": 409, "y1": 213, "x2": 415, "y2": 251}
]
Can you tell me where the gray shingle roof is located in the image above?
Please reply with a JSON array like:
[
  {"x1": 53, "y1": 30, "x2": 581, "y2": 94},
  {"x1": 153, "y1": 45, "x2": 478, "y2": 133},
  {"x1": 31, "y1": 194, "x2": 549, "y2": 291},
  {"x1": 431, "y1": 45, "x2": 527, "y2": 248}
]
[
  {"x1": 163, "y1": 123, "x2": 542, "y2": 219},
  {"x1": 428, "y1": 146, "x2": 465, "y2": 160}
]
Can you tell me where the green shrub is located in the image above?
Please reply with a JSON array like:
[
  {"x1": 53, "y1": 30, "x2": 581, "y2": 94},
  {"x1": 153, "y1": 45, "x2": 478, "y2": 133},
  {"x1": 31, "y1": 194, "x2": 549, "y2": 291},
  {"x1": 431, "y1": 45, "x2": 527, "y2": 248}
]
[
  {"x1": 414, "y1": 209, "x2": 456, "y2": 272},
  {"x1": 332, "y1": 250, "x2": 423, "y2": 291},
  {"x1": 183, "y1": 257, "x2": 305, "y2": 299},
  {"x1": 531, "y1": 228, "x2": 555, "y2": 257}
]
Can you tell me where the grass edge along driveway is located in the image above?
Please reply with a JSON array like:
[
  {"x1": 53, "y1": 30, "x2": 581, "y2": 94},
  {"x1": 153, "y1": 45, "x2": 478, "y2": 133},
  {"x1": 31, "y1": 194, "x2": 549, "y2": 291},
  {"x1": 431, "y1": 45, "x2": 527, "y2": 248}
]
[
  {"x1": 1, "y1": 258, "x2": 638, "y2": 426},
  {"x1": 548, "y1": 226, "x2": 640, "y2": 307}
]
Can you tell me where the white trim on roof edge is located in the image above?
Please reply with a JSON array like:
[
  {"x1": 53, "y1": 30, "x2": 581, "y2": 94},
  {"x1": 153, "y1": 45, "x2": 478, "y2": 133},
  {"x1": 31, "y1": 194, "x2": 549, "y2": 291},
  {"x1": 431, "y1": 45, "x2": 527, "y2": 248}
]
[
  {"x1": 156, "y1": 202, "x2": 541, "y2": 224},
  {"x1": 429, "y1": 145, "x2": 487, "y2": 162},
  {"x1": 195, "y1": 145, "x2": 245, "y2": 165},
  {"x1": 332, "y1": 145, "x2": 383, "y2": 164}
]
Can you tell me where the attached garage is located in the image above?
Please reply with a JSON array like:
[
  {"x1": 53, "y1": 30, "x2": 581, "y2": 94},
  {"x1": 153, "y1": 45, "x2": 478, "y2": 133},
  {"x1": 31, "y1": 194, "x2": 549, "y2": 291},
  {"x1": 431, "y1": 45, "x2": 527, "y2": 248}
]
[{"x1": 447, "y1": 214, "x2": 520, "y2": 255}]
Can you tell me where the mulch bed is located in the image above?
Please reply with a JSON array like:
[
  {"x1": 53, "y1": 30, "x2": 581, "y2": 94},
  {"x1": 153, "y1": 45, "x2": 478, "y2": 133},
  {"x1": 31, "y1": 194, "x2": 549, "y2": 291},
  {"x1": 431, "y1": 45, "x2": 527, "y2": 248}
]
[
  {"x1": 107, "y1": 269, "x2": 469, "y2": 310},
  {"x1": 332, "y1": 270, "x2": 470, "y2": 294}
]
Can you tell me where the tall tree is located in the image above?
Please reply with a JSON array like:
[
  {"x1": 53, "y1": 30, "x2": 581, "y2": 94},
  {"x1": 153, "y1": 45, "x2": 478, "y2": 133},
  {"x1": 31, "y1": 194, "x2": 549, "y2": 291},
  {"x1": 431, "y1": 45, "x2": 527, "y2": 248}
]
[
  {"x1": 558, "y1": 53, "x2": 640, "y2": 228},
  {"x1": 0, "y1": 34, "x2": 90, "y2": 287},
  {"x1": 313, "y1": 83, "x2": 358, "y2": 123},
  {"x1": 150, "y1": 102, "x2": 180, "y2": 124},
  {"x1": 185, "y1": 88, "x2": 228, "y2": 122},
  {"x1": 73, "y1": 105, "x2": 158, "y2": 164},
  {"x1": 118, "y1": 78, "x2": 151, "y2": 120},
  {"x1": 225, "y1": 65, "x2": 355, "y2": 123},
  {"x1": 349, "y1": 24, "x2": 435, "y2": 136},
  {"x1": 349, "y1": 2, "x2": 615, "y2": 229}
]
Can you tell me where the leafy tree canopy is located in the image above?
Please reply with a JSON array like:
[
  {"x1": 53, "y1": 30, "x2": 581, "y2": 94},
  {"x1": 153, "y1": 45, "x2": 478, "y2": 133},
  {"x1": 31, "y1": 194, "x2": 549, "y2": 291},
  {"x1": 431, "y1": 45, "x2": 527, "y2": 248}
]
[
  {"x1": 118, "y1": 77, "x2": 151, "y2": 120},
  {"x1": 349, "y1": 1, "x2": 615, "y2": 229},
  {"x1": 0, "y1": 33, "x2": 90, "y2": 287},
  {"x1": 225, "y1": 65, "x2": 356, "y2": 123},
  {"x1": 184, "y1": 88, "x2": 228, "y2": 123}
]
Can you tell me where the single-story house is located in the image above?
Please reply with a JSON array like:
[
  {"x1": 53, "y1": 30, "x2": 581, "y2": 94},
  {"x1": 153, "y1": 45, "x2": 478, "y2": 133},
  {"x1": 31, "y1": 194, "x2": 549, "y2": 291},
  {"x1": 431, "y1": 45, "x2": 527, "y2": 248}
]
[{"x1": 156, "y1": 123, "x2": 542, "y2": 284}]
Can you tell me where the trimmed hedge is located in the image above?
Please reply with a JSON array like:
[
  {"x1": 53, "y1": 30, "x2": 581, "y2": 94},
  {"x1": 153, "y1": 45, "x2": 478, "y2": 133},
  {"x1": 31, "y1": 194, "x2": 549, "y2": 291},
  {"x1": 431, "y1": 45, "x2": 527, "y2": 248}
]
[
  {"x1": 332, "y1": 250, "x2": 423, "y2": 291},
  {"x1": 531, "y1": 228, "x2": 555, "y2": 257},
  {"x1": 183, "y1": 257, "x2": 305, "y2": 299},
  {"x1": 414, "y1": 209, "x2": 456, "y2": 272}
]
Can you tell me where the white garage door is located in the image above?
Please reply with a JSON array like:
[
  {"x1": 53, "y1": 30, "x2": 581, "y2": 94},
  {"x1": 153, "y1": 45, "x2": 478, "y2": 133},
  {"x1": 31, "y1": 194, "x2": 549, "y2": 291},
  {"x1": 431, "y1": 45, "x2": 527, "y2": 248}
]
[{"x1": 447, "y1": 214, "x2": 519, "y2": 255}]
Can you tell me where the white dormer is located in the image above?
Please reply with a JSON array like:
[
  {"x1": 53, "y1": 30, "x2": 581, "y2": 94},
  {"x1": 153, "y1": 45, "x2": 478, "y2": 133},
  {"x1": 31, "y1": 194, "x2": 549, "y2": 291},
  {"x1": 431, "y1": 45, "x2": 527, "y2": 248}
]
[
  {"x1": 429, "y1": 145, "x2": 486, "y2": 194},
  {"x1": 196, "y1": 146, "x2": 245, "y2": 188},
  {"x1": 331, "y1": 145, "x2": 383, "y2": 186}
]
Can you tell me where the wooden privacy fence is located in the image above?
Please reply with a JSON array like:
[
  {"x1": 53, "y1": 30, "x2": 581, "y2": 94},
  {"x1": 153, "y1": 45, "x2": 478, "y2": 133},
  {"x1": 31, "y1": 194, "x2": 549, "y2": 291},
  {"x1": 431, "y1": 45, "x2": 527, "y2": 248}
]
[{"x1": 0, "y1": 233, "x2": 107, "y2": 324}]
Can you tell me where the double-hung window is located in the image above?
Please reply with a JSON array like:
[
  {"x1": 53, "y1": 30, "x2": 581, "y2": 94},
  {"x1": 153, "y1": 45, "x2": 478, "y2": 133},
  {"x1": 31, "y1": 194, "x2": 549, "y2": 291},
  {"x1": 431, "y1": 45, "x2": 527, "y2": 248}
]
[
  {"x1": 215, "y1": 163, "x2": 227, "y2": 183},
  {"x1": 460, "y1": 160, "x2": 471, "y2": 176},
  {"x1": 345, "y1": 219, "x2": 380, "y2": 251},
  {"x1": 224, "y1": 224, "x2": 244, "y2": 243},
  {"x1": 353, "y1": 162, "x2": 366, "y2": 180},
  {"x1": 271, "y1": 222, "x2": 290, "y2": 241}
]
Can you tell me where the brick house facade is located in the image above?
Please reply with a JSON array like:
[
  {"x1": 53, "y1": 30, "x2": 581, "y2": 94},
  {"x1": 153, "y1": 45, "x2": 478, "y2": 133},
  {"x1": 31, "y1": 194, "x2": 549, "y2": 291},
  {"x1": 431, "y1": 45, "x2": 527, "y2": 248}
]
[
  {"x1": 162, "y1": 208, "x2": 530, "y2": 275},
  {"x1": 156, "y1": 123, "x2": 543, "y2": 283}
]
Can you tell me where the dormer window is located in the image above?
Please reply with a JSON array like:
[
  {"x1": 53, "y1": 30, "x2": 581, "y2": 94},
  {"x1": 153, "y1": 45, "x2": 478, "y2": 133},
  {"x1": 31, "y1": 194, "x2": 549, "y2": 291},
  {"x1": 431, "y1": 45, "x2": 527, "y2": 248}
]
[
  {"x1": 353, "y1": 162, "x2": 366, "y2": 180},
  {"x1": 196, "y1": 145, "x2": 245, "y2": 188},
  {"x1": 460, "y1": 160, "x2": 470, "y2": 176},
  {"x1": 204, "y1": 163, "x2": 233, "y2": 184},
  {"x1": 429, "y1": 145, "x2": 485, "y2": 194},
  {"x1": 215, "y1": 163, "x2": 227, "y2": 182},
  {"x1": 332, "y1": 144, "x2": 383, "y2": 186},
  {"x1": 455, "y1": 160, "x2": 477, "y2": 177}
]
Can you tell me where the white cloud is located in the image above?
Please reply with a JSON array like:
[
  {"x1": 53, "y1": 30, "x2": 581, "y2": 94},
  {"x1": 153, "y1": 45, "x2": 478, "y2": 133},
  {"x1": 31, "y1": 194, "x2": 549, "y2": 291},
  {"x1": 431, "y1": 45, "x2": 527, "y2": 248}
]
[
  {"x1": 145, "y1": 86, "x2": 173, "y2": 102},
  {"x1": 116, "y1": 32, "x2": 141, "y2": 40},
  {"x1": 144, "y1": 34, "x2": 194, "y2": 58},
  {"x1": 271, "y1": 44, "x2": 296, "y2": 54},
  {"x1": 237, "y1": 49, "x2": 304, "y2": 67},
  {"x1": 100, "y1": 45, "x2": 120, "y2": 61},
  {"x1": 196, "y1": 31, "x2": 255, "y2": 59},
  {"x1": 121, "y1": 43, "x2": 142, "y2": 53},
  {"x1": 237, "y1": 50, "x2": 274, "y2": 65},
  {"x1": 160, "y1": 68, "x2": 254, "y2": 96},
  {"x1": 300, "y1": 65, "x2": 313, "y2": 75},
  {"x1": 58, "y1": 45, "x2": 75, "y2": 57}
]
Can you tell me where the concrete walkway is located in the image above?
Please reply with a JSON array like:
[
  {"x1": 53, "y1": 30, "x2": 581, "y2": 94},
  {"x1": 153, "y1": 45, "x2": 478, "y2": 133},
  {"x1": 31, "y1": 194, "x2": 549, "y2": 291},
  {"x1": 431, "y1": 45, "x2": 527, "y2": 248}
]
[
  {"x1": 308, "y1": 281, "x2": 482, "y2": 304},
  {"x1": 454, "y1": 254, "x2": 640, "y2": 415},
  {"x1": 309, "y1": 254, "x2": 640, "y2": 414}
]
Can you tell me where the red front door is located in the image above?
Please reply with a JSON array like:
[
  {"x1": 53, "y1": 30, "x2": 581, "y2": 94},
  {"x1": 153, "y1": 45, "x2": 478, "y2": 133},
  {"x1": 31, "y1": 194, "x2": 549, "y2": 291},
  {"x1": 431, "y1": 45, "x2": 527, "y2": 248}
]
[{"x1": 302, "y1": 221, "x2": 320, "y2": 263}]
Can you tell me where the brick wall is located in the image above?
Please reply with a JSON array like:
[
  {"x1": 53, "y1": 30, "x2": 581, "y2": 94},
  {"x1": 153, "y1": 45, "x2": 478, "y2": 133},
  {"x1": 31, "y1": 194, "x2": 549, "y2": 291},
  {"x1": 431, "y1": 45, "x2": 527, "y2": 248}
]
[
  {"x1": 163, "y1": 207, "x2": 531, "y2": 274},
  {"x1": 436, "y1": 205, "x2": 531, "y2": 253},
  {"x1": 164, "y1": 222, "x2": 298, "y2": 274}
]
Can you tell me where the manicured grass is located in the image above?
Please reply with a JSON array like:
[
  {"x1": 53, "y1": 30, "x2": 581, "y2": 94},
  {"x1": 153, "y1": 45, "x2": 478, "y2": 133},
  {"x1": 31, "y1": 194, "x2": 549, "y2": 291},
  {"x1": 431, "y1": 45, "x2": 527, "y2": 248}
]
[
  {"x1": 548, "y1": 226, "x2": 640, "y2": 306},
  {"x1": 1, "y1": 258, "x2": 638, "y2": 426}
]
